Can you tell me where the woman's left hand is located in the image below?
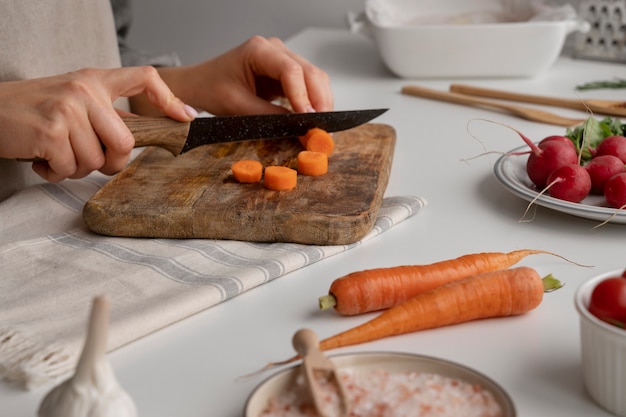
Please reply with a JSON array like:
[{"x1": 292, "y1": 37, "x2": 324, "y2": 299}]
[{"x1": 138, "y1": 35, "x2": 334, "y2": 116}]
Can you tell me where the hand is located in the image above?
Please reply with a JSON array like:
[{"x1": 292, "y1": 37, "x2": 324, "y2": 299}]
[
  {"x1": 0, "y1": 67, "x2": 196, "y2": 182},
  {"x1": 153, "y1": 36, "x2": 334, "y2": 116}
]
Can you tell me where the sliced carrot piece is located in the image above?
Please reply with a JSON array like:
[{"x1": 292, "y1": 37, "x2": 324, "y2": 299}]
[
  {"x1": 231, "y1": 160, "x2": 263, "y2": 183},
  {"x1": 298, "y1": 134, "x2": 310, "y2": 148},
  {"x1": 297, "y1": 150, "x2": 328, "y2": 176},
  {"x1": 299, "y1": 127, "x2": 334, "y2": 155},
  {"x1": 298, "y1": 127, "x2": 320, "y2": 148},
  {"x1": 306, "y1": 130, "x2": 334, "y2": 155},
  {"x1": 264, "y1": 166, "x2": 297, "y2": 191}
]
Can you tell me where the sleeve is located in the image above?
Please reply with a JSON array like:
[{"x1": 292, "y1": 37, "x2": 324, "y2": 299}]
[{"x1": 111, "y1": 0, "x2": 181, "y2": 67}]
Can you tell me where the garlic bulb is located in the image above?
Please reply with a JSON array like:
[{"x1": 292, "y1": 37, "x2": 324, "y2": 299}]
[{"x1": 38, "y1": 296, "x2": 137, "y2": 417}]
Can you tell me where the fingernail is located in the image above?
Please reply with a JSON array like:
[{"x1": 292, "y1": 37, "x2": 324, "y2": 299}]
[
  {"x1": 184, "y1": 104, "x2": 198, "y2": 119},
  {"x1": 306, "y1": 106, "x2": 316, "y2": 113}
]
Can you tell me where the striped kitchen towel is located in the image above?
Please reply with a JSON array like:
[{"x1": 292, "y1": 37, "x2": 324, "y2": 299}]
[{"x1": 0, "y1": 174, "x2": 426, "y2": 390}]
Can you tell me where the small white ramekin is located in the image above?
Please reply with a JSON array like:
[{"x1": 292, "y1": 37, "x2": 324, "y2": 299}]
[{"x1": 575, "y1": 269, "x2": 626, "y2": 417}]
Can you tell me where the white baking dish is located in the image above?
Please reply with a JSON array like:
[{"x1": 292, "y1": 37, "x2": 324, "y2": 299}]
[{"x1": 349, "y1": 3, "x2": 590, "y2": 79}]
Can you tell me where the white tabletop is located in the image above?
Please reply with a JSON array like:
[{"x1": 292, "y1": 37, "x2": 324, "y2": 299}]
[{"x1": 3, "y1": 27, "x2": 626, "y2": 417}]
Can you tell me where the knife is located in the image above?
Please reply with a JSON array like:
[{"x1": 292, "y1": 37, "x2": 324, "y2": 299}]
[
  {"x1": 17, "y1": 109, "x2": 387, "y2": 162},
  {"x1": 125, "y1": 108, "x2": 387, "y2": 155}
]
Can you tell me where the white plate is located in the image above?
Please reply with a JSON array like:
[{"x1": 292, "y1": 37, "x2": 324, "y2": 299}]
[
  {"x1": 244, "y1": 351, "x2": 516, "y2": 417},
  {"x1": 494, "y1": 145, "x2": 626, "y2": 224}
]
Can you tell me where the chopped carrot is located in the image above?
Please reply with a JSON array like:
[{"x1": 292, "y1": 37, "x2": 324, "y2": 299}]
[
  {"x1": 297, "y1": 151, "x2": 328, "y2": 176},
  {"x1": 264, "y1": 166, "x2": 297, "y2": 191},
  {"x1": 299, "y1": 127, "x2": 334, "y2": 155},
  {"x1": 318, "y1": 249, "x2": 571, "y2": 315},
  {"x1": 264, "y1": 267, "x2": 562, "y2": 368},
  {"x1": 231, "y1": 160, "x2": 263, "y2": 183},
  {"x1": 297, "y1": 127, "x2": 321, "y2": 148}
]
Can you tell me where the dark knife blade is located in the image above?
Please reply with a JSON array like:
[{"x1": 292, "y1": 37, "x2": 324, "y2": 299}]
[{"x1": 125, "y1": 108, "x2": 388, "y2": 155}]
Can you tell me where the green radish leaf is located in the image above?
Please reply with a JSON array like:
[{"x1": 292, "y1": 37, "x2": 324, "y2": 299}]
[{"x1": 565, "y1": 116, "x2": 625, "y2": 162}]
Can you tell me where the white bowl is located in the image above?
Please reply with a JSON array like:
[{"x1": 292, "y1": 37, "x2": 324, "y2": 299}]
[
  {"x1": 244, "y1": 351, "x2": 515, "y2": 417},
  {"x1": 575, "y1": 270, "x2": 626, "y2": 417},
  {"x1": 352, "y1": 16, "x2": 589, "y2": 79}
]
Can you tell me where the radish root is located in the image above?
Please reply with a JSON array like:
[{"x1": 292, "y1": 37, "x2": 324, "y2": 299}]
[
  {"x1": 462, "y1": 118, "x2": 531, "y2": 164},
  {"x1": 519, "y1": 177, "x2": 561, "y2": 222},
  {"x1": 592, "y1": 202, "x2": 626, "y2": 229}
]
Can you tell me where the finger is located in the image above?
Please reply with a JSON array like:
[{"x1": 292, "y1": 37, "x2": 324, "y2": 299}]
[
  {"x1": 106, "y1": 66, "x2": 197, "y2": 122},
  {"x1": 86, "y1": 107, "x2": 134, "y2": 175},
  {"x1": 32, "y1": 161, "x2": 61, "y2": 182},
  {"x1": 31, "y1": 137, "x2": 78, "y2": 182},
  {"x1": 241, "y1": 37, "x2": 312, "y2": 113},
  {"x1": 66, "y1": 117, "x2": 107, "y2": 179},
  {"x1": 31, "y1": 161, "x2": 65, "y2": 183},
  {"x1": 237, "y1": 97, "x2": 292, "y2": 115},
  {"x1": 265, "y1": 38, "x2": 334, "y2": 112}
]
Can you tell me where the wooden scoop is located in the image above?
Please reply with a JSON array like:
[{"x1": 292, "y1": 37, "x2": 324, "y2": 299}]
[
  {"x1": 401, "y1": 84, "x2": 585, "y2": 127},
  {"x1": 449, "y1": 83, "x2": 626, "y2": 118},
  {"x1": 292, "y1": 329, "x2": 350, "y2": 417}
]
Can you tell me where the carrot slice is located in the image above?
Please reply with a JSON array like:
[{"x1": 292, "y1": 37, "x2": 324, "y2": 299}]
[
  {"x1": 299, "y1": 127, "x2": 334, "y2": 155},
  {"x1": 264, "y1": 166, "x2": 297, "y2": 191},
  {"x1": 231, "y1": 160, "x2": 263, "y2": 183},
  {"x1": 297, "y1": 151, "x2": 328, "y2": 176}
]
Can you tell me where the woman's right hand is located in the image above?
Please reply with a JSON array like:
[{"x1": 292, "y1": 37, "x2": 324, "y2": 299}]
[{"x1": 0, "y1": 66, "x2": 196, "y2": 182}]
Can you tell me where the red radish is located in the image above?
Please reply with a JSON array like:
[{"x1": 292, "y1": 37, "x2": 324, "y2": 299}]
[
  {"x1": 584, "y1": 154, "x2": 626, "y2": 194},
  {"x1": 539, "y1": 135, "x2": 576, "y2": 151},
  {"x1": 604, "y1": 172, "x2": 626, "y2": 209},
  {"x1": 546, "y1": 164, "x2": 591, "y2": 203},
  {"x1": 527, "y1": 141, "x2": 579, "y2": 189},
  {"x1": 596, "y1": 135, "x2": 626, "y2": 164}
]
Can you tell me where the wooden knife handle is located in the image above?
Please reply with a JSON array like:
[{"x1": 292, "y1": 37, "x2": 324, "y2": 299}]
[
  {"x1": 122, "y1": 116, "x2": 190, "y2": 155},
  {"x1": 17, "y1": 116, "x2": 190, "y2": 162}
]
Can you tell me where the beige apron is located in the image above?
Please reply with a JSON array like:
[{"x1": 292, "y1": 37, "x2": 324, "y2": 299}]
[{"x1": 0, "y1": 0, "x2": 125, "y2": 201}]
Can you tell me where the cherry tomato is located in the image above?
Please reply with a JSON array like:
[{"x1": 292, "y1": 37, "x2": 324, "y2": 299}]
[{"x1": 588, "y1": 270, "x2": 626, "y2": 328}]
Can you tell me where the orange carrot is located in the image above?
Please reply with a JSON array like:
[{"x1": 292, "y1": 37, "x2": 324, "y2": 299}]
[
  {"x1": 319, "y1": 249, "x2": 574, "y2": 315},
  {"x1": 264, "y1": 166, "x2": 297, "y2": 191},
  {"x1": 231, "y1": 159, "x2": 263, "y2": 183},
  {"x1": 297, "y1": 150, "x2": 328, "y2": 176},
  {"x1": 319, "y1": 267, "x2": 552, "y2": 350},
  {"x1": 265, "y1": 267, "x2": 562, "y2": 368},
  {"x1": 299, "y1": 127, "x2": 334, "y2": 155},
  {"x1": 298, "y1": 127, "x2": 319, "y2": 148}
]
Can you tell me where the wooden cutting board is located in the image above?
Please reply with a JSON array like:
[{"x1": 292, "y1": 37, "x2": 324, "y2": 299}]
[{"x1": 83, "y1": 123, "x2": 395, "y2": 245}]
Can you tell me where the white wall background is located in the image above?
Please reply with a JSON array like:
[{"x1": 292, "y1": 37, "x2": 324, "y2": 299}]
[
  {"x1": 127, "y1": 0, "x2": 584, "y2": 65},
  {"x1": 127, "y1": 0, "x2": 366, "y2": 65}
]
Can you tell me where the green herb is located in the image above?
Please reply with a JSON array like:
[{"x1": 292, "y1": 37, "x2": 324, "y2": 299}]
[
  {"x1": 575, "y1": 79, "x2": 626, "y2": 91},
  {"x1": 565, "y1": 116, "x2": 625, "y2": 162}
]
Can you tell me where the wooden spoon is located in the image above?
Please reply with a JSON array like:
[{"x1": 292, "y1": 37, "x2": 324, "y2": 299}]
[
  {"x1": 401, "y1": 84, "x2": 584, "y2": 127},
  {"x1": 292, "y1": 329, "x2": 350, "y2": 417},
  {"x1": 449, "y1": 83, "x2": 626, "y2": 117}
]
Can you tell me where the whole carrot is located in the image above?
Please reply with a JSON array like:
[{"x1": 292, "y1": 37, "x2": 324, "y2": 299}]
[
  {"x1": 264, "y1": 267, "x2": 561, "y2": 369},
  {"x1": 319, "y1": 249, "x2": 571, "y2": 315}
]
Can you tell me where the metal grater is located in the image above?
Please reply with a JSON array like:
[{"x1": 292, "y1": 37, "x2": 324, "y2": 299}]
[{"x1": 574, "y1": 0, "x2": 626, "y2": 62}]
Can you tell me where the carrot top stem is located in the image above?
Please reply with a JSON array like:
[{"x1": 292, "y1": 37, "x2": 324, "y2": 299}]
[
  {"x1": 319, "y1": 294, "x2": 337, "y2": 311},
  {"x1": 542, "y1": 274, "x2": 564, "y2": 292}
]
